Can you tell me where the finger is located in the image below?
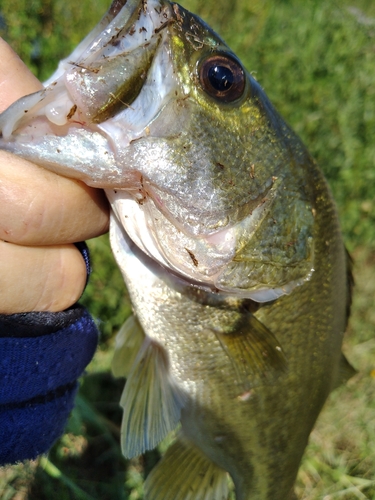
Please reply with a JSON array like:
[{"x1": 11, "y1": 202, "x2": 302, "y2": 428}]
[
  {"x1": 0, "y1": 240, "x2": 87, "y2": 313},
  {"x1": 0, "y1": 40, "x2": 109, "y2": 244},
  {"x1": 0, "y1": 150, "x2": 109, "y2": 245},
  {"x1": 0, "y1": 38, "x2": 43, "y2": 112}
]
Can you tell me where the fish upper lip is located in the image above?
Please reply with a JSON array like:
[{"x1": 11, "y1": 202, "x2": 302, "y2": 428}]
[{"x1": 0, "y1": 0, "x2": 174, "y2": 139}]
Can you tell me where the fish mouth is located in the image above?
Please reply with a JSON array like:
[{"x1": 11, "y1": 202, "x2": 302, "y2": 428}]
[
  {"x1": 0, "y1": 0, "x2": 181, "y2": 193},
  {"x1": 0, "y1": 0, "x2": 174, "y2": 141}
]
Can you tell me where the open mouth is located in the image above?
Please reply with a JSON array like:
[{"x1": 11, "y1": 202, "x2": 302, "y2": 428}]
[{"x1": 0, "y1": 0, "x2": 177, "y2": 189}]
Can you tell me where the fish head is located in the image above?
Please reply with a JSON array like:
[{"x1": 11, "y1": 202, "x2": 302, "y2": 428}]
[{"x1": 0, "y1": 0, "x2": 315, "y2": 301}]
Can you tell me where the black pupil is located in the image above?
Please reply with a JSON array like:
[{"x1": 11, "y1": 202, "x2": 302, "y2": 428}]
[{"x1": 208, "y1": 65, "x2": 234, "y2": 92}]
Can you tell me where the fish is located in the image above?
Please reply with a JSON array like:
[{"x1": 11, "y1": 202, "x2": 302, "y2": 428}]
[{"x1": 0, "y1": 0, "x2": 354, "y2": 498}]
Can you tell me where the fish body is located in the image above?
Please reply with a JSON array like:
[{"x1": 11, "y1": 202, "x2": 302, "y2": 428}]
[{"x1": 0, "y1": 1, "x2": 352, "y2": 498}]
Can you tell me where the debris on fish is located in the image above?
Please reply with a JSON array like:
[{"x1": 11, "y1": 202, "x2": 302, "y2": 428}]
[{"x1": 0, "y1": 1, "x2": 354, "y2": 498}]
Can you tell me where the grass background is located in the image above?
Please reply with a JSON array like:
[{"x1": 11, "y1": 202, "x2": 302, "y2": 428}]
[{"x1": 0, "y1": 0, "x2": 374, "y2": 498}]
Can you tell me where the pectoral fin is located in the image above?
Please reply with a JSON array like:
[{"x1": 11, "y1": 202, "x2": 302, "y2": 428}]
[
  {"x1": 112, "y1": 315, "x2": 145, "y2": 378},
  {"x1": 120, "y1": 338, "x2": 186, "y2": 458},
  {"x1": 144, "y1": 436, "x2": 229, "y2": 500},
  {"x1": 213, "y1": 312, "x2": 286, "y2": 390}
]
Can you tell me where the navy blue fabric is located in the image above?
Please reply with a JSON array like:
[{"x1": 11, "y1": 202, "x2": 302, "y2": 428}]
[
  {"x1": 74, "y1": 241, "x2": 91, "y2": 287},
  {"x1": 0, "y1": 244, "x2": 99, "y2": 465},
  {"x1": 0, "y1": 306, "x2": 98, "y2": 405},
  {"x1": 0, "y1": 383, "x2": 78, "y2": 463}
]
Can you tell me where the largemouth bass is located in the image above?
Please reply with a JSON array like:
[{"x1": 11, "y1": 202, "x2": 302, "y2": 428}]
[{"x1": 0, "y1": 1, "x2": 353, "y2": 498}]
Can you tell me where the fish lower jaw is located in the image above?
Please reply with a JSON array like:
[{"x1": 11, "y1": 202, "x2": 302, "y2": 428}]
[
  {"x1": 109, "y1": 190, "x2": 309, "y2": 303},
  {"x1": 166, "y1": 266, "x2": 307, "y2": 303},
  {"x1": 216, "y1": 278, "x2": 306, "y2": 302}
]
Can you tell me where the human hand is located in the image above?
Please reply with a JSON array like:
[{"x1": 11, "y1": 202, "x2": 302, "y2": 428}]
[{"x1": 0, "y1": 38, "x2": 109, "y2": 313}]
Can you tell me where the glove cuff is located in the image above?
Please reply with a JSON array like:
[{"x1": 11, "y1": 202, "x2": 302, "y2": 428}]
[{"x1": 0, "y1": 305, "x2": 99, "y2": 463}]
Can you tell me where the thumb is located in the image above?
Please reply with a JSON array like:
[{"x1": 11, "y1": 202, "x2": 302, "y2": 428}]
[{"x1": 0, "y1": 38, "x2": 42, "y2": 112}]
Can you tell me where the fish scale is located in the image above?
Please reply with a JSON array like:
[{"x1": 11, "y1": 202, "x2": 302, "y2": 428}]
[{"x1": 0, "y1": 0, "x2": 353, "y2": 498}]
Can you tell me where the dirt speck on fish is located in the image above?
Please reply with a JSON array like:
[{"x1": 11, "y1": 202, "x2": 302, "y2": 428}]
[{"x1": 0, "y1": 1, "x2": 354, "y2": 498}]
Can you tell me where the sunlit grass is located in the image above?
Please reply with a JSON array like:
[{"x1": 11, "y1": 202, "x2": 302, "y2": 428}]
[{"x1": 296, "y1": 247, "x2": 375, "y2": 499}]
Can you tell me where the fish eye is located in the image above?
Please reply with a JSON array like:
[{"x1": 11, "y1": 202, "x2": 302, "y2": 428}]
[{"x1": 199, "y1": 53, "x2": 246, "y2": 103}]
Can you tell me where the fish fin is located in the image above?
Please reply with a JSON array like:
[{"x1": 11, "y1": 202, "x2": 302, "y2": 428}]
[
  {"x1": 144, "y1": 436, "x2": 229, "y2": 500},
  {"x1": 345, "y1": 248, "x2": 354, "y2": 328},
  {"x1": 120, "y1": 338, "x2": 186, "y2": 458},
  {"x1": 213, "y1": 312, "x2": 287, "y2": 390},
  {"x1": 287, "y1": 489, "x2": 298, "y2": 500},
  {"x1": 112, "y1": 315, "x2": 145, "y2": 378},
  {"x1": 332, "y1": 353, "x2": 357, "y2": 390}
]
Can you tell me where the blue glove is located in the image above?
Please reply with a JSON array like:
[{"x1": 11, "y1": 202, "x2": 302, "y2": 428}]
[{"x1": 0, "y1": 244, "x2": 99, "y2": 465}]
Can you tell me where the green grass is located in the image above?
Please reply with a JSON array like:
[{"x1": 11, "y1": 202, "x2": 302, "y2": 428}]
[
  {"x1": 295, "y1": 247, "x2": 375, "y2": 499},
  {"x1": 0, "y1": 0, "x2": 374, "y2": 498}
]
